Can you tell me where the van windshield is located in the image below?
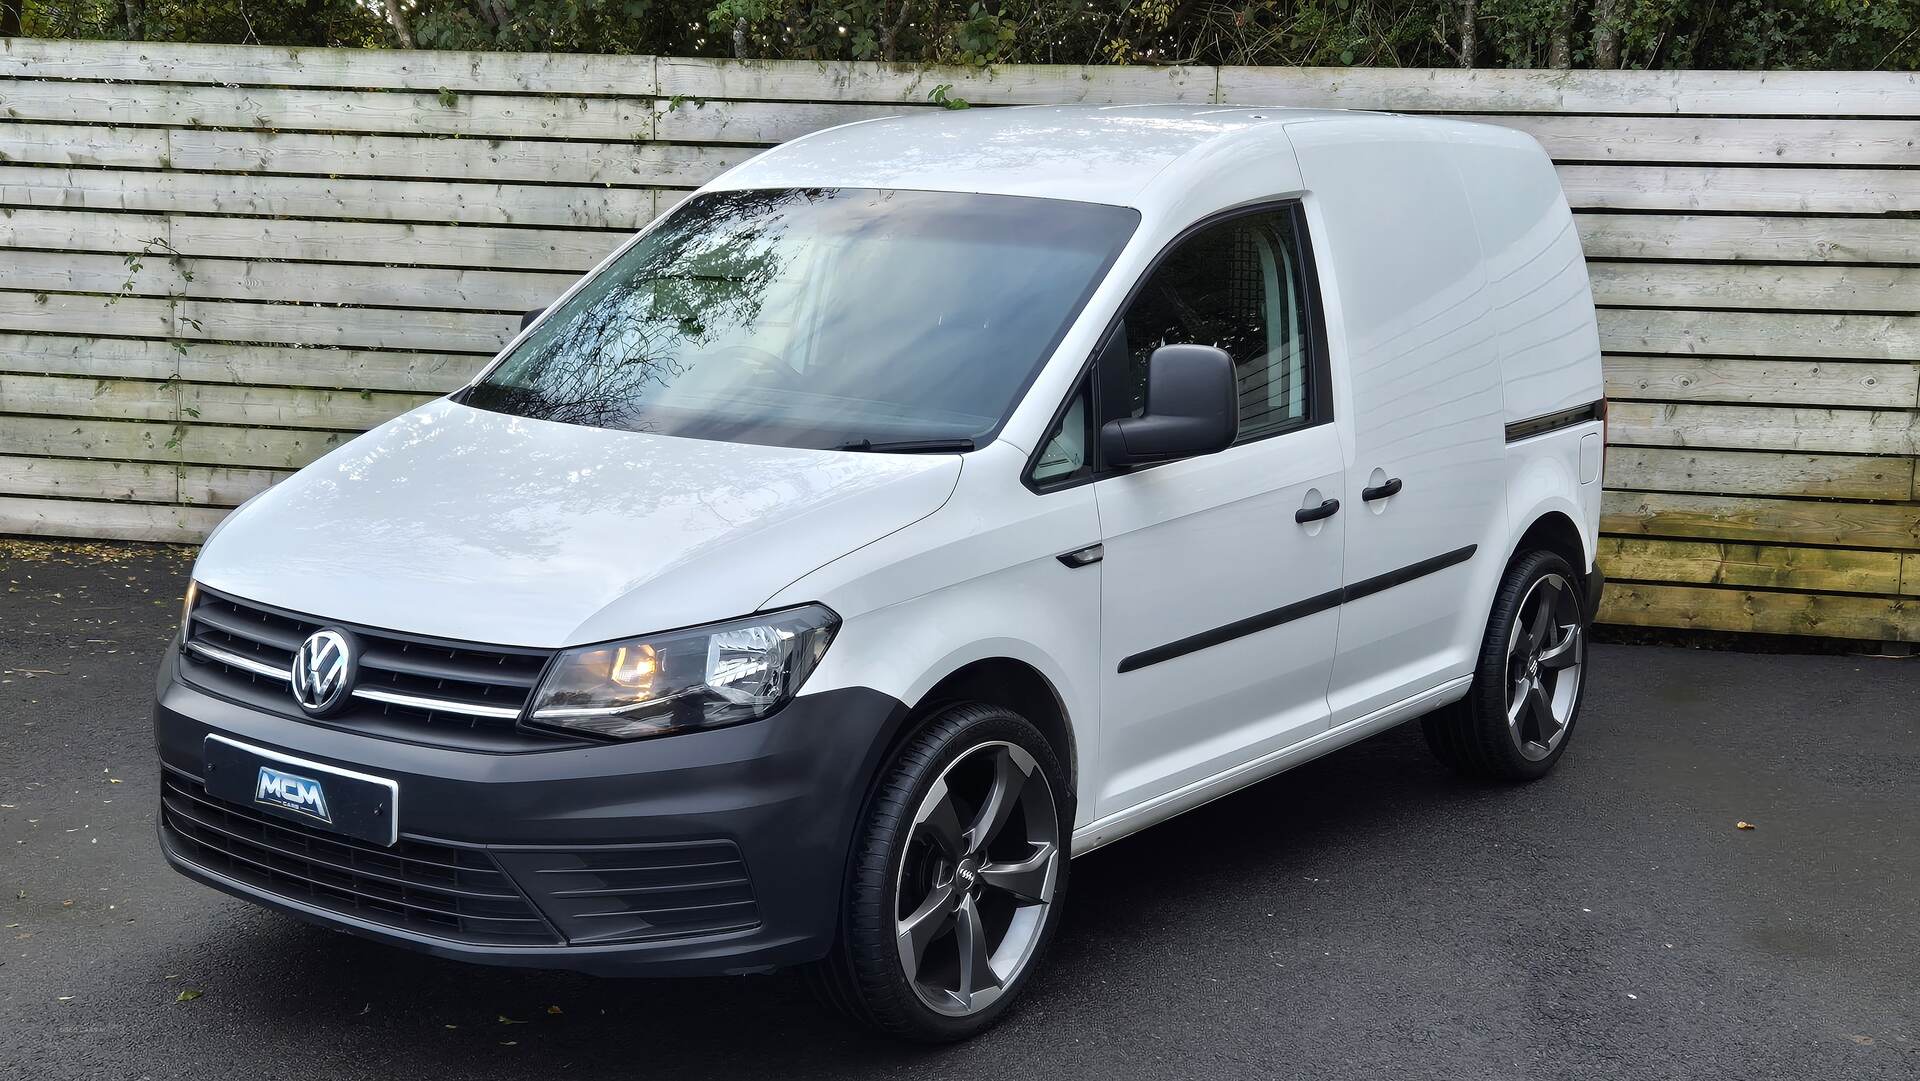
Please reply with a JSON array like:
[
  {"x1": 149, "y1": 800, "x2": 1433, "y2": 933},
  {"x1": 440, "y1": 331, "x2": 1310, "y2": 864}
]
[{"x1": 462, "y1": 188, "x2": 1138, "y2": 450}]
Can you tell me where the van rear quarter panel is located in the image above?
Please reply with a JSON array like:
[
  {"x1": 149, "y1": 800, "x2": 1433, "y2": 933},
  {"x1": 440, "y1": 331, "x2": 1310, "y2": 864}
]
[{"x1": 1445, "y1": 123, "x2": 1605, "y2": 567}]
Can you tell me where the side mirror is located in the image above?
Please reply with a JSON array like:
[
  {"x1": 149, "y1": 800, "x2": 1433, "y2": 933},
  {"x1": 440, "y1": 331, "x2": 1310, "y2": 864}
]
[
  {"x1": 1101, "y1": 344, "x2": 1239, "y2": 467},
  {"x1": 520, "y1": 307, "x2": 547, "y2": 331}
]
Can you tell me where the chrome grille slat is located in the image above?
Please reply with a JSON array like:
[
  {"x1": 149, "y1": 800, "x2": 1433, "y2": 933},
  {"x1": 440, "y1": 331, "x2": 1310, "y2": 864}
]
[{"x1": 180, "y1": 588, "x2": 560, "y2": 744}]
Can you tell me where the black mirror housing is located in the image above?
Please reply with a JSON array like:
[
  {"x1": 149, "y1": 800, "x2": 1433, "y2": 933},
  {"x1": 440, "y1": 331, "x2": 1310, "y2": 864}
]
[
  {"x1": 520, "y1": 307, "x2": 547, "y2": 331},
  {"x1": 1101, "y1": 344, "x2": 1238, "y2": 467}
]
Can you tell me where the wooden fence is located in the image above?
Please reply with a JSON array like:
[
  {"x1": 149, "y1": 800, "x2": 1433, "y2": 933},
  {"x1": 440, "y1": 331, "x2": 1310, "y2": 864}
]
[{"x1": 3, "y1": 39, "x2": 1919, "y2": 642}]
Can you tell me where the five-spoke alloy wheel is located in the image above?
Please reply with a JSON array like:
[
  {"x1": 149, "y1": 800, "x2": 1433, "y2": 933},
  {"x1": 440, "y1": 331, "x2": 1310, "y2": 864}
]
[
  {"x1": 1424, "y1": 548, "x2": 1590, "y2": 780},
  {"x1": 809, "y1": 702, "x2": 1070, "y2": 1041},
  {"x1": 1504, "y1": 571, "x2": 1584, "y2": 761},
  {"x1": 894, "y1": 741, "x2": 1060, "y2": 1017}
]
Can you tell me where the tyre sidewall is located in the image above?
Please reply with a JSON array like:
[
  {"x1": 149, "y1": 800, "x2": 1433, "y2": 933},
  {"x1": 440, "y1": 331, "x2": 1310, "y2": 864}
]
[
  {"x1": 1470, "y1": 549, "x2": 1587, "y2": 780},
  {"x1": 838, "y1": 703, "x2": 1071, "y2": 1041}
]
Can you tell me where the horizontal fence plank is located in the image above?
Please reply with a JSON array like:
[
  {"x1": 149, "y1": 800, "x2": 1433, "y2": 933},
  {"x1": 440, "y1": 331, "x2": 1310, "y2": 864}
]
[
  {"x1": 1599, "y1": 536, "x2": 1904, "y2": 595},
  {"x1": 6, "y1": 249, "x2": 575, "y2": 313},
  {"x1": 1605, "y1": 446, "x2": 1915, "y2": 500},
  {"x1": 0, "y1": 494, "x2": 224, "y2": 543},
  {"x1": 0, "y1": 415, "x2": 350, "y2": 469},
  {"x1": 1557, "y1": 165, "x2": 1920, "y2": 215},
  {"x1": 0, "y1": 289, "x2": 172, "y2": 338},
  {"x1": 1609, "y1": 402, "x2": 1920, "y2": 456},
  {"x1": 1601, "y1": 490, "x2": 1920, "y2": 550},
  {"x1": 0, "y1": 123, "x2": 751, "y2": 187},
  {"x1": 0, "y1": 80, "x2": 657, "y2": 141},
  {"x1": 1, "y1": 207, "x2": 624, "y2": 271},
  {"x1": 0, "y1": 334, "x2": 486, "y2": 392},
  {"x1": 0, "y1": 455, "x2": 176, "y2": 501},
  {"x1": 1212, "y1": 66, "x2": 1920, "y2": 116},
  {"x1": 657, "y1": 56, "x2": 1214, "y2": 106},
  {"x1": 0, "y1": 38, "x2": 659, "y2": 96},
  {"x1": 1467, "y1": 114, "x2": 1920, "y2": 167},
  {"x1": 1599, "y1": 581, "x2": 1917, "y2": 641},
  {"x1": 0, "y1": 120, "x2": 169, "y2": 168},
  {"x1": 653, "y1": 98, "x2": 904, "y2": 145},
  {"x1": 1577, "y1": 214, "x2": 1920, "y2": 264},
  {"x1": 174, "y1": 299, "x2": 516, "y2": 352},
  {"x1": 1, "y1": 373, "x2": 430, "y2": 430},
  {"x1": 1587, "y1": 263, "x2": 1920, "y2": 314},
  {"x1": 161, "y1": 128, "x2": 747, "y2": 187},
  {"x1": 1603, "y1": 355, "x2": 1920, "y2": 408},
  {"x1": 0, "y1": 165, "x2": 659, "y2": 229},
  {"x1": 14, "y1": 42, "x2": 1917, "y2": 116},
  {"x1": 1598, "y1": 309, "x2": 1920, "y2": 362}
]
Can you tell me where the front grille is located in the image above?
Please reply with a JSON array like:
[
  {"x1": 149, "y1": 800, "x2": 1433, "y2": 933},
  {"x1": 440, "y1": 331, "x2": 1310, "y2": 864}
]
[
  {"x1": 161, "y1": 772, "x2": 560, "y2": 946},
  {"x1": 181, "y1": 588, "x2": 557, "y2": 745},
  {"x1": 495, "y1": 842, "x2": 761, "y2": 945}
]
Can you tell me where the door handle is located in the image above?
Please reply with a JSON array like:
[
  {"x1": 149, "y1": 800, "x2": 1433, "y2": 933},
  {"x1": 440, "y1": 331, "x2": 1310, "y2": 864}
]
[
  {"x1": 1361, "y1": 477, "x2": 1403, "y2": 501},
  {"x1": 1295, "y1": 498, "x2": 1341, "y2": 524}
]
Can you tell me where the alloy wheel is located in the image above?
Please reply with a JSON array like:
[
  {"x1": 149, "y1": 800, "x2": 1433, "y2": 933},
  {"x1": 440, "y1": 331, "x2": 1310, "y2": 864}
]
[
  {"x1": 1505, "y1": 572, "x2": 1584, "y2": 761},
  {"x1": 893, "y1": 741, "x2": 1060, "y2": 1017}
]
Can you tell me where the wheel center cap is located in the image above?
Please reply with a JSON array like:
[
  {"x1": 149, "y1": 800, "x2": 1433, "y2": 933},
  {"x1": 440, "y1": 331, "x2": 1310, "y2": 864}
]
[{"x1": 955, "y1": 859, "x2": 979, "y2": 891}]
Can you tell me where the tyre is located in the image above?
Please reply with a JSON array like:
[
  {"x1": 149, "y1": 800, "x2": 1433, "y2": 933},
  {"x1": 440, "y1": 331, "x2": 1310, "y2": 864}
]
[
  {"x1": 807, "y1": 702, "x2": 1071, "y2": 1041},
  {"x1": 1424, "y1": 549, "x2": 1589, "y2": 781}
]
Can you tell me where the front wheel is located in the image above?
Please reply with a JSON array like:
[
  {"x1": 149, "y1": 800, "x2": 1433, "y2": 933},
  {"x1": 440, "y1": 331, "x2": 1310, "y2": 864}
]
[
  {"x1": 807, "y1": 703, "x2": 1070, "y2": 1041},
  {"x1": 1424, "y1": 549, "x2": 1589, "y2": 781}
]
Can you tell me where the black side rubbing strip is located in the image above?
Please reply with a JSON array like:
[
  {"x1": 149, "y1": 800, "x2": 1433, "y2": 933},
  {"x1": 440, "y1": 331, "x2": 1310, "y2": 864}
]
[
  {"x1": 1117, "y1": 544, "x2": 1479, "y2": 674},
  {"x1": 1116, "y1": 587, "x2": 1343, "y2": 674},
  {"x1": 1506, "y1": 400, "x2": 1604, "y2": 443}
]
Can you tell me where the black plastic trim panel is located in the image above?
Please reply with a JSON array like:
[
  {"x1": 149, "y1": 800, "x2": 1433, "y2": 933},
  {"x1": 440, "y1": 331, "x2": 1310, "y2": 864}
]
[
  {"x1": 1118, "y1": 544, "x2": 1479, "y2": 674},
  {"x1": 1506, "y1": 400, "x2": 1605, "y2": 443}
]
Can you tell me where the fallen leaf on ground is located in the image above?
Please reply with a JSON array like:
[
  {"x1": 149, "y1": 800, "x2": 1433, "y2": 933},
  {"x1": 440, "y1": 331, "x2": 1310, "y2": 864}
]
[
  {"x1": 546, "y1": 1005, "x2": 563, "y2": 1015},
  {"x1": 1736, "y1": 821, "x2": 1755, "y2": 830},
  {"x1": 176, "y1": 990, "x2": 202, "y2": 1003},
  {"x1": 498, "y1": 1015, "x2": 526, "y2": 1025}
]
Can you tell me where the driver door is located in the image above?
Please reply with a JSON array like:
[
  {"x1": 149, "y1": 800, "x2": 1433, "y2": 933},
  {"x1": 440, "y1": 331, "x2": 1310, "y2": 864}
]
[{"x1": 1091, "y1": 204, "x2": 1346, "y2": 820}]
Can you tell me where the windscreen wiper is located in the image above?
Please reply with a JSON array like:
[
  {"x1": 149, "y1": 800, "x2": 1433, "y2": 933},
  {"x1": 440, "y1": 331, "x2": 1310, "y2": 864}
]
[{"x1": 836, "y1": 437, "x2": 977, "y2": 453}]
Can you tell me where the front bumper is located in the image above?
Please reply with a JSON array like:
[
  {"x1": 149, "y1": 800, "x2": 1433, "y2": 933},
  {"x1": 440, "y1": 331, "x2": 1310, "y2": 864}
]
[
  {"x1": 1583, "y1": 564, "x2": 1607, "y2": 626},
  {"x1": 153, "y1": 648, "x2": 909, "y2": 977}
]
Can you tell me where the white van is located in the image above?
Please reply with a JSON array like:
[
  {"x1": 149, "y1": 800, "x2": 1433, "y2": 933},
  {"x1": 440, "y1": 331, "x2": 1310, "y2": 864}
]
[{"x1": 156, "y1": 105, "x2": 1605, "y2": 1040}]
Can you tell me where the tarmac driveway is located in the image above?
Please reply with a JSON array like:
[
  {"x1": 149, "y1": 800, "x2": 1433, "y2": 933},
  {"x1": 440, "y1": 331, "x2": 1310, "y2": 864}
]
[{"x1": 2, "y1": 541, "x2": 1915, "y2": 1079}]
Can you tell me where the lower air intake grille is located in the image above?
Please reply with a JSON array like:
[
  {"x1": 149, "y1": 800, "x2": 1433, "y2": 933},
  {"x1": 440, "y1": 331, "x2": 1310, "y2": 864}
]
[
  {"x1": 161, "y1": 772, "x2": 560, "y2": 946},
  {"x1": 494, "y1": 842, "x2": 761, "y2": 945}
]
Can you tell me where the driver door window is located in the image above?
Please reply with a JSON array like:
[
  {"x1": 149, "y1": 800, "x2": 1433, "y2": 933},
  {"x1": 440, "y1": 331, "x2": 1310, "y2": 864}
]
[{"x1": 1109, "y1": 209, "x2": 1317, "y2": 443}]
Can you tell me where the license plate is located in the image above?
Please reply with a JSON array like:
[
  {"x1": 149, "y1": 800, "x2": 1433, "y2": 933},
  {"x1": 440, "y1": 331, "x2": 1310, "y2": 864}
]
[{"x1": 203, "y1": 735, "x2": 400, "y2": 847}]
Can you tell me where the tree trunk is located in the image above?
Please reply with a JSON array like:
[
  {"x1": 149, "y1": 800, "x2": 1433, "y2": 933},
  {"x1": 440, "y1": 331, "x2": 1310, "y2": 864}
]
[
  {"x1": 0, "y1": 1, "x2": 22, "y2": 38},
  {"x1": 1458, "y1": 0, "x2": 1476, "y2": 68},
  {"x1": 733, "y1": 18, "x2": 747, "y2": 58},
  {"x1": 881, "y1": 0, "x2": 915, "y2": 63},
  {"x1": 1593, "y1": 0, "x2": 1621, "y2": 68},
  {"x1": 122, "y1": 0, "x2": 141, "y2": 39},
  {"x1": 382, "y1": 0, "x2": 415, "y2": 48},
  {"x1": 1549, "y1": 0, "x2": 1574, "y2": 68}
]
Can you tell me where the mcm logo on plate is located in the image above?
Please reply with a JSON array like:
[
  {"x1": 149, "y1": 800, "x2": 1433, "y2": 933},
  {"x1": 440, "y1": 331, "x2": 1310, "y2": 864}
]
[
  {"x1": 290, "y1": 628, "x2": 353, "y2": 715},
  {"x1": 254, "y1": 766, "x2": 332, "y2": 824}
]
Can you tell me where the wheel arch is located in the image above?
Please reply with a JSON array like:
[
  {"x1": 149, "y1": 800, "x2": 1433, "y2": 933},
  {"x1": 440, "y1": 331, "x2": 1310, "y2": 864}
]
[{"x1": 1507, "y1": 508, "x2": 1588, "y2": 576}]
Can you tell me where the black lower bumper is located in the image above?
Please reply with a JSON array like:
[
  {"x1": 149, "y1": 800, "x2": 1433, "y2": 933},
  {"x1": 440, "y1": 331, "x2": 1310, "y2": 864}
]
[
  {"x1": 1583, "y1": 564, "x2": 1607, "y2": 626},
  {"x1": 153, "y1": 652, "x2": 909, "y2": 977}
]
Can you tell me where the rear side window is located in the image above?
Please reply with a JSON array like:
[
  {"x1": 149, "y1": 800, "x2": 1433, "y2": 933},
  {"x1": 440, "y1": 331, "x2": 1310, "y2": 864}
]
[{"x1": 1111, "y1": 208, "x2": 1318, "y2": 443}]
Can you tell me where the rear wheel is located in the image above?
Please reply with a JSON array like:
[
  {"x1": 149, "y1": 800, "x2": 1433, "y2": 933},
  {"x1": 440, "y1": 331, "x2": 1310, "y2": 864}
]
[
  {"x1": 807, "y1": 703, "x2": 1069, "y2": 1041},
  {"x1": 1424, "y1": 549, "x2": 1588, "y2": 781}
]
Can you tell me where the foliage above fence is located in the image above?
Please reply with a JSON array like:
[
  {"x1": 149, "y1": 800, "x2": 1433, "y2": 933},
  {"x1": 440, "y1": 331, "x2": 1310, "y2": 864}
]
[
  {"x1": 13, "y1": 1, "x2": 1920, "y2": 71},
  {"x1": 2, "y1": 38, "x2": 1920, "y2": 643}
]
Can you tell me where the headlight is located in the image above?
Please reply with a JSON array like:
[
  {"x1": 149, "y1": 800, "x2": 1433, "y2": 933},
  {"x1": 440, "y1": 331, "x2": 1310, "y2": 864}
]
[{"x1": 525, "y1": 605, "x2": 839, "y2": 740}]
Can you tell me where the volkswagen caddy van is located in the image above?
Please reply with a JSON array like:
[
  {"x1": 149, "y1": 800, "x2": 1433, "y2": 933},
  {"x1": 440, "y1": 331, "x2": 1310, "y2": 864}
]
[{"x1": 156, "y1": 105, "x2": 1606, "y2": 1040}]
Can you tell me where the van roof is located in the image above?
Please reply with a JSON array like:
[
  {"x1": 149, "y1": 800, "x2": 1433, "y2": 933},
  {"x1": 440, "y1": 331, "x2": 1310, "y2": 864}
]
[{"x1": 705, "y1": 103, "x2": 1358, "y2": 208}]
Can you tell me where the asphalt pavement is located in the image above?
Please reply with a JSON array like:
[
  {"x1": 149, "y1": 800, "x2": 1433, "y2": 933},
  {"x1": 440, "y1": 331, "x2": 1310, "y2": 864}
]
[{"x1": 2, "y1": 540, "x2": 1916, "y2": 1080}]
